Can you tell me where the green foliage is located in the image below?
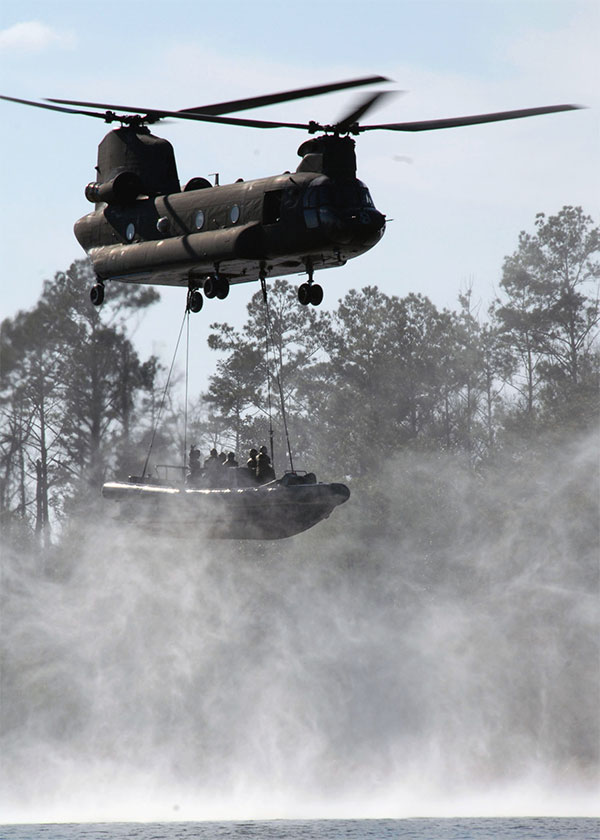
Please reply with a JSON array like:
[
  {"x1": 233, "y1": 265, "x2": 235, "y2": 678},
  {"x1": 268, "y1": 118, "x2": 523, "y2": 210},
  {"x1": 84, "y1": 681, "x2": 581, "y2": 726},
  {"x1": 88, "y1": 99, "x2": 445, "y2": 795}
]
[
  {"x1": 0, "y1": 260, "x2": 160, "y2": 544},
  {"x1": 203, "y1": 207, "x2": 598, "y2": 476},
  {"x1": 1, "y1": 207, "x2": 598, "y2": 549},
  {"x1": 204, "y1": 284, "x2": 511, "y2": 474},
  {"x1": 2, "y1": 215, "x2": 598, "y2": 794},
  {"x1": 492, "y1": 206, "x2": 599, "y2": 428},
  {"x1": 202, "y1": 280, "x2": 329, "y2": 469}
]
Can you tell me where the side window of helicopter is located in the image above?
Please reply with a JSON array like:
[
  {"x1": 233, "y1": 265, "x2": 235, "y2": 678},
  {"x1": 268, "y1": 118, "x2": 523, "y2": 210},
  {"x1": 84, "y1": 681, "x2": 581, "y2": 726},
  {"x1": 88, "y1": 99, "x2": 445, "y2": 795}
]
[
  {"x1": 303, "y1": 182, "x2": 337, "y2": 229},
  {"x1": 229, "y1": 204, "x2": 240, "y2": 224},
  {"x1": 316, "y1": 183, "x2": 339, "y2": 228},
  {"x1": 126, "y1": 222, "x2": 136, "y2": 241},
  {"x1": 194, "y1": 210, "x2": 205, "y2": 230}
]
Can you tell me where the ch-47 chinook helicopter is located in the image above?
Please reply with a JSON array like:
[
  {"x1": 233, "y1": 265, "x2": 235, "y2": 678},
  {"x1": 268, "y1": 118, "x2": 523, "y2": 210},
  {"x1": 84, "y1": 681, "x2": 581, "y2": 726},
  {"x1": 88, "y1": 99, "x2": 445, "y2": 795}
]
[{"x1": 1, "y1": 77, "x2": 582, "y2": 313}]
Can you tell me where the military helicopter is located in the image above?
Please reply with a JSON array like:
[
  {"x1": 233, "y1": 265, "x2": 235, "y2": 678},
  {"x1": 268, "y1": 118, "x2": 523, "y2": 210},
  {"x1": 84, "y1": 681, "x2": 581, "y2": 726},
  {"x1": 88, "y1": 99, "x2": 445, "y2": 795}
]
[{"x1": 1, "y1": 78, "x2": 582, "y2": 312}]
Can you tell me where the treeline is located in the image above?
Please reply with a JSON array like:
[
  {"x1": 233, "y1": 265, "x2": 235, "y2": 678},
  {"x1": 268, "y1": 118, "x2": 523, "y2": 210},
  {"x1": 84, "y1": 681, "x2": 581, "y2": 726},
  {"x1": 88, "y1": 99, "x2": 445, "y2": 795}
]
[
  {"x1": 1, "y1": 206, "x2": 598, "y2": 548},
  {"x1": 0, "y1": 263, "x2": 162, "y2": 548},
  {"x1": 203, "y1": 205, "x2": 599, "y2": 473}
]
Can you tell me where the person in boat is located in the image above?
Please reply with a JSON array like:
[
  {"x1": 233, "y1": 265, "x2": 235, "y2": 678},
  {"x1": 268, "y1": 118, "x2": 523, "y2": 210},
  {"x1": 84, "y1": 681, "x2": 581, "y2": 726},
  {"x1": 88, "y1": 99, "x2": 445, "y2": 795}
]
[
  {"x1": 188, "y1": 446, "x2": 202, "y2": 484},
  {"x1": 204, "y1": 448, "x2": 219, "y2": 468},
  {"x1": 224, "y1": 452, "x2": 238, "y2": 468},
  {"x1": 203, "y1": 448, "x2": 222, "y2": 486},
  {"x1": 256, "y1": 445, "x2": 276, "y2": 484},
  {"x1": 245, "y1": 448, "x2": 259, "y2": 483},
  {"x1": 247, "y1": 448, "x2": 258, "y2": 474},
  {"x1": 219, "y1": 451, "x2": 227, "y2": 464}
]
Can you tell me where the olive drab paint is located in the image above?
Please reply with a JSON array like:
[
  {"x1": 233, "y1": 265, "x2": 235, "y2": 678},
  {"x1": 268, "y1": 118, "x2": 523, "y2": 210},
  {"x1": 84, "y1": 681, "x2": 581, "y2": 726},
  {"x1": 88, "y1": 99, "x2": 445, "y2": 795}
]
[
  {"x1": 73, "y1": 125, "x2": 386, "y2": 305},
  {"x1": 0, "y1": 80, "x2": 582, "y2": 311}
]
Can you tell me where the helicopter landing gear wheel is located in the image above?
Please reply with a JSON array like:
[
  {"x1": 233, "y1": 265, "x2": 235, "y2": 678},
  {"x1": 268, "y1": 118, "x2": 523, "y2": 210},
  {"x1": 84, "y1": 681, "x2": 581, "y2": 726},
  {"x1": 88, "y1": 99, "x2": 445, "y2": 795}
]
[
  {"x1": 298, "y1": 283, "x2": 311, "y2": 306},
  {"x1": 204, "y1": 275, "x2": 229, "y2": 300},
  {"x1": 298, "y1": 282, "x2": 323, "y2": 306},
  {"x1": 187, "y1": 288, "x2": 203, "y2": 313},
  {"x1": 215, "y1": 277, "x2": 229, "y2": 299},
  {"x1": 90, "y1": 283, "x2": 105, "y2": 306},
  {"x1": 203, "y1": 276, "x2": 217, "y2": 299},
  {"x1": 309, "y1": 283, "x2": 323, "y2": 306},
  {"x1": 299, "y1": 258, "x2": 322, "y2": 306}
]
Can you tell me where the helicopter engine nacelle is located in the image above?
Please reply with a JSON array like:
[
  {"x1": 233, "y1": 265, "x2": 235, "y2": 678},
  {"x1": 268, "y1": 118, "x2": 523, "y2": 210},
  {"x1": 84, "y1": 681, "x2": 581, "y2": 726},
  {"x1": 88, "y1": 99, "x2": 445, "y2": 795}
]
[{"x1": 85, "y1": 171, "x2": 144, "y2": 205}]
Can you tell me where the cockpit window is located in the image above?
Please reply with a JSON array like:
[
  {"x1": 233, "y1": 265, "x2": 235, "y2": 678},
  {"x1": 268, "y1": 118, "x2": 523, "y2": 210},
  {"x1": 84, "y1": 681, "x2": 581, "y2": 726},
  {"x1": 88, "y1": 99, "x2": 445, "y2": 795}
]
[
  {"x1": 360, "y1": 187, "x2": 374, "y2": 207},
  {"x1": 305, "y1": 182, "x2": 373, "y2": 209},
  {"x1": 303, "y1": 180, "x2": 375, "y2": 229},
  {"x1": 336, "y1": 183, "x2": 374, "y2": 208}
]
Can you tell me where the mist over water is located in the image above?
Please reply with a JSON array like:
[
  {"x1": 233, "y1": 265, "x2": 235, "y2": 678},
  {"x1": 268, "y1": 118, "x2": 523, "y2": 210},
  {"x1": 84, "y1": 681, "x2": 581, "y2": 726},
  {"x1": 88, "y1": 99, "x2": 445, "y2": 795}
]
[{"x1": 1, "y1": 431, "x2": 598, "y2": 823}]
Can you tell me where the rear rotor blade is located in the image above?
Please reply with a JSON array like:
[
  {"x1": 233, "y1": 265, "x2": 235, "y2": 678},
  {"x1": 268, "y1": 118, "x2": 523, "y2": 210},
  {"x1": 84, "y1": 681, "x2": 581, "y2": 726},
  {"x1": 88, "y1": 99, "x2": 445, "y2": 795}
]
[
  {"x1": 47, "y1": 98, "x2": 178, "y2": 121},
  {"x1": 47, "y1": 101, "x2": 313, "y2": 130},
  {"x1": 0, "y1": 94, "x2": 119, "y2": 120},
  {"x1": 7, "y1": 92, "x2": 582, "y2": 137},
  {"x1": 48, "y1": 75, "x2": 392, "y2": 122},
  {"x1": 360, "y1": 104, "x2": 584, "y2": 132}
]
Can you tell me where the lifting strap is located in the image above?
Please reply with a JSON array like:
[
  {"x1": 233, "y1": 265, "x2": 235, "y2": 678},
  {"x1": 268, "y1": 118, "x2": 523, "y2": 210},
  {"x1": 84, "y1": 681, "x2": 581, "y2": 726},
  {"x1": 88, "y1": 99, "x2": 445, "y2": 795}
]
[
  {"x1": 140, "y1": 308, "x2": 189, "y2": 479},
  {"x1": 262, "y1": 282, "x2": 295, "y2": 474},
  {"x1": 140, "y1": 287, "x2": 296, "y2": 481},
  {"x1": 183, "y1": 310, "x2": 190, "y2": 471}
]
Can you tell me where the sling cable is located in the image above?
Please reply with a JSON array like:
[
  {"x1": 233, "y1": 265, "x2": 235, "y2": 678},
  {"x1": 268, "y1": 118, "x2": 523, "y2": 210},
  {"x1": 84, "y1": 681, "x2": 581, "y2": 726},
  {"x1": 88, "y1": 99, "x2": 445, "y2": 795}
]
[{"x1": 261, "y1": 277, "x2": 295, "y2": 475}]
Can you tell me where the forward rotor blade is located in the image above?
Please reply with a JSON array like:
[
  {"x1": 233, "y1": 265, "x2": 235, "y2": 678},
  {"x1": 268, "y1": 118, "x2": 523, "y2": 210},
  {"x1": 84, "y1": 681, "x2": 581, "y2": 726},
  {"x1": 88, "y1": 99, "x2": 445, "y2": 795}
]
[
  {"x1": 48, "y1": 76, "x2": 391, "y2": 122},
  {"x1": 360, "y1": 104, "x2": 584, "y2": 132},
  {"x1": 0, "y1": 94, "x2": 117, "y2": 120},
  {"x1": 178, "y1": 75, "x2": 391, "y2": 115},
  {"x1": 335, "y1": 90, "x2": 398, "y2": 132}
]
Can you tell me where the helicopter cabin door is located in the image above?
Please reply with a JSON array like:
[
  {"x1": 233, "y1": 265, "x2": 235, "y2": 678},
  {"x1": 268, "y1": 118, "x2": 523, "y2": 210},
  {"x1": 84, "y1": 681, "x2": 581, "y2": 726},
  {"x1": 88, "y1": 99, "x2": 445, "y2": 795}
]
[{"x1": 262, "y1": 190, "x2": 283, "y2": 225}]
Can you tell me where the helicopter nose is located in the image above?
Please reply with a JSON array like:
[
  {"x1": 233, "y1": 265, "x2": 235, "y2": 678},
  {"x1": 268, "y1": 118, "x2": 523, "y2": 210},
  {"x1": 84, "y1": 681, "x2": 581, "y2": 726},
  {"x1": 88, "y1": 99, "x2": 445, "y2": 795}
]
[
  {"x1": 374, "y1": 210, "x2": 386, "y2": 230},
  {"x1": 333, "y1": 209, "x2": 386, "y2": 245},
  {"x1": 363, "y1": 209, "x2": 386, "y2": 234}
]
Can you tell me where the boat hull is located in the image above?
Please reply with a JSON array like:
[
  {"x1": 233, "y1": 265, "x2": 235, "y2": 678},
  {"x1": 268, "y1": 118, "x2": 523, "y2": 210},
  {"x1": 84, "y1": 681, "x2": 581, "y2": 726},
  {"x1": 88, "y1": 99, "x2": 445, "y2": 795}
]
[{"x1": 101, "y1": 479, "x2": 350, "y2": 540}]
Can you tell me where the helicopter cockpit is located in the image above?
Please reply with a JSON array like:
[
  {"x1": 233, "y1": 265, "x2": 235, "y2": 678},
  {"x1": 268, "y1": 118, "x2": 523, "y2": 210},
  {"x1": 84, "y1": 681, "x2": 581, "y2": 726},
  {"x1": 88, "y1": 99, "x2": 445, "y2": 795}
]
[{"x1": 303, "y1": 175, "x2": 385, "y2": 245}]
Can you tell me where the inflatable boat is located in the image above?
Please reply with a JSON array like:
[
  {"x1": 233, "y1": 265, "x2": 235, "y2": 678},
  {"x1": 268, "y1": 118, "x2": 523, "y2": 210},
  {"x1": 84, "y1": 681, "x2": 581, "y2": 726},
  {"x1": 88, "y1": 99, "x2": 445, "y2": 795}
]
[{"x1": 101, "y1": 469, "x2": 350, "y2": 540}]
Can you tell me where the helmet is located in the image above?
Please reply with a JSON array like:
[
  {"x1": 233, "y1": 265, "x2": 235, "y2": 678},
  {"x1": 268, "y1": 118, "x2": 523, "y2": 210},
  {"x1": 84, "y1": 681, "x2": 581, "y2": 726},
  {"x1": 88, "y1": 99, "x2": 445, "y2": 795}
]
[{"x1": 249, "y1": 448, "x2": 258, "y2": 457}]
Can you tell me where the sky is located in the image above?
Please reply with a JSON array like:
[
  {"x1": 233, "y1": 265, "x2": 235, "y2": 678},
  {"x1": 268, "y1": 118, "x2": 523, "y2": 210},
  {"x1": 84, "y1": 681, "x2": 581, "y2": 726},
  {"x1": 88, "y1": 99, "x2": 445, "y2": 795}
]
[{"x1": 1, "y1": 0, "x2": 598, "y2": 398}]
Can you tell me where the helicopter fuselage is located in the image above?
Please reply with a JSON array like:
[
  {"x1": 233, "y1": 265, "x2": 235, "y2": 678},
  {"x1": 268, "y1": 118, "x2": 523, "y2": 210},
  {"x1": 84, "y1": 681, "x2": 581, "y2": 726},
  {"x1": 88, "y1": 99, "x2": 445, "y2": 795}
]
[
  {"x1": 74, "y1": 168, "x2": 386, "y2": 291},
  {"x1": 1, "y1": 81, "x2": 581, "y2": 309}
]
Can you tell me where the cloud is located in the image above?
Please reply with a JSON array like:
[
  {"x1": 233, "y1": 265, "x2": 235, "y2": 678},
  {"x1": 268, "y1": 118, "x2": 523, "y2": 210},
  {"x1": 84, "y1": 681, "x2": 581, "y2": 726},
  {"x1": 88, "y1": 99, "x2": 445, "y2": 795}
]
[{"x1": 0, "y1": 20, "x2": 76, "y2": 53}]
